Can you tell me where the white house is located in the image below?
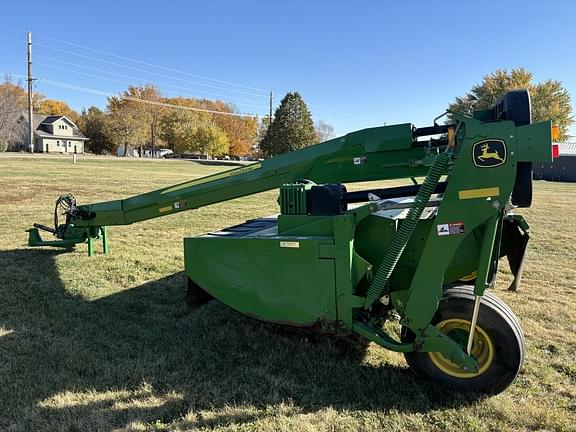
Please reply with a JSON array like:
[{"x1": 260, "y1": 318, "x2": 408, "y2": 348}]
[{"x1": 31, "y1": 115, "x2": 88, "y2": 153}]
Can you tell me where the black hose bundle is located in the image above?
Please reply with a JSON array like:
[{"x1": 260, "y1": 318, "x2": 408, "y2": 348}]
[{"x1": 54, "y1": 194, "x2": 77, "y2": 237}]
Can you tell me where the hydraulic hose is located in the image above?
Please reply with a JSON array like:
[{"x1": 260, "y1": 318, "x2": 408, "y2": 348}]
[{"x1": 363, "y1": 152, "x2": 451, "y2": 308}]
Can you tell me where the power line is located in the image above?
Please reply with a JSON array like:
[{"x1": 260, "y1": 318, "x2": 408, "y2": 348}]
[
  {"x1": 2, "y1": 26, "x2": 363, "y2": 127},
  {"x1": 306, "y1": 101, "x2": 365, "y2": 121},
  {"x1": 122, "y1": 96, "x2": 260, "y2": 118},
  {"x1": 2, "y1": 71, "x2": 355, "y2": 135},
  {"x1": 35, "y1": 41, "x2": 269, "y2": 99},
  {"x1": 0, "y1": 33, "x2": 26, "y2": 44},
  {"x1": 0, "y1": 73, "x2": 26, "y2": 79},
  {"x1": 34, "y1": 62, "x2": 268, "y2": 109},
  {"x1": 3, "y1": 72, "x2": 263, "y2": 117},
  {"x1": 38, "y1": 34, "x2": 269, "y2": 94},
  {"x1": 0, "y1": 24, "x2": 26, "y2": 34},
  {"x1": 2, "y1": 30, "x2": 269, "y2": 109},
  {"x1": 35, "y1": 77, "x2": 263, "y2": 118},
  {"x1": 6, "y1": 26, "x2": 366, "y2": 123},
  {"x1": 0, "y1": 24, "x2": 268, "y2": 94},
  {"x1": 35, "y1": 55, "x2": 266, "y2": 107},
  {"x1": 0, "y1": 52, "x2": 26, "y2": 65}
]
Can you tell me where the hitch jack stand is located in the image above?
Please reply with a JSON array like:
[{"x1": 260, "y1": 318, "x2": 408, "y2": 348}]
[{"x1": 88, "y1": 226, "x2": 108, "y2": 257}]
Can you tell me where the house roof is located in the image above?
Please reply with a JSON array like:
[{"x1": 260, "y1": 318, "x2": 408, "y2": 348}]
[
  {"x1": 24, "y1": 113, "x2": 88, "y2": 140},
  {"x1": 40, "y1": 115, "x2": 65, "y2": 124},
  {"x1": 34, "y1": 129, "x2": 89, "y2": 140}
]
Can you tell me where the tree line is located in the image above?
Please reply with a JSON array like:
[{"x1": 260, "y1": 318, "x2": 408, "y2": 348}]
[
  {"x1": 0, "y1": 82, "x2": 263, "y2": 156},
  {"x1": 0, "y1": 68, "x2": 573, "y2": 156},
  {"x1": 85, "y1": 85, "x2": 265, "y2": 157},
  {"x1": 0, "y1": 81, "x2": 336, "y2": 157}
]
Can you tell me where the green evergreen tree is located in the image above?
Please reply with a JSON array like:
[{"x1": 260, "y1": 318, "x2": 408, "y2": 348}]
[{"x1": 260, "y1": 92, "x2": 316, "y2": 157}]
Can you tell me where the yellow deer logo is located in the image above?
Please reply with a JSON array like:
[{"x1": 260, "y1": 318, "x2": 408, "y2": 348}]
[{"x1": 478, "y1": 143, "x2": 504, "y2": 162}]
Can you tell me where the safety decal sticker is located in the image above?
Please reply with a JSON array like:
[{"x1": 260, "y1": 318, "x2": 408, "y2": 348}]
[
  {"x1": 174, "y1": 200, "x2": 187, "y2": 210},
  {"x1": 160, "y1": 200, "x2": 188, "y2": 213},
  {"x1": 280, "y1": 241, "x2": 300, "y2": 248},
  {"x1": 437, "y1": 222, "x2": 465, "y2": 236}
]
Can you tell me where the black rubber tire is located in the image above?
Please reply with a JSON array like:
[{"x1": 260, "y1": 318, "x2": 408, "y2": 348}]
[{"x1": 402, "y1": 285, "x2": 525, "y2": 395}]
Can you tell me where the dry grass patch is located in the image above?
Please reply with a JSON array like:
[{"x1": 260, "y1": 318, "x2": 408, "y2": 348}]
[{"x1": 0, "y1": 154, "x2": 575, "y2": 431}]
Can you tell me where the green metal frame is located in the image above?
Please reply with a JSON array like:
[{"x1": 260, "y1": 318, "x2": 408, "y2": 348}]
[
  {"x1": 180, "y1": 115, "x2": 551, "y2": 371},
  {"x1": 27, "y1": 100, "x2": 553, "y2": 373}
]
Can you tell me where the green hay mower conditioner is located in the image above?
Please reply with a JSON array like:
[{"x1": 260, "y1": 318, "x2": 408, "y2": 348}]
[{"x1": 29, "y1": 90, "x2": 556, "y2": 395}]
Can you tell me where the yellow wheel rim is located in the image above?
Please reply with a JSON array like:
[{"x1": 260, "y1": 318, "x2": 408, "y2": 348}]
[
  {"x1": 459, "y1": 271, "x2": 478, "y2": 282},
  {"x1": 428, "y1": 318, "x2": 494, "y2": 378}
]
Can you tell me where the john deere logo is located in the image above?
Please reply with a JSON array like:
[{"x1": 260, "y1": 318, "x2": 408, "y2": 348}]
[{"x1": 472, "y1": 140, "x2": 507, "y2": 168}]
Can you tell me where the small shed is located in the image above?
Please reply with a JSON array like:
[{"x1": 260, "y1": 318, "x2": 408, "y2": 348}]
[{"x1": 533, "y1": 143, "x2": 576, "y2": 182}]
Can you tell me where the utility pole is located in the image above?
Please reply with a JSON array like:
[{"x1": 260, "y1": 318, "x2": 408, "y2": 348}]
[
  {"x1": 269, "y1": 91, "x2": 273, "y2": 126},
  {"x1": 151, "y1": 122, "x2": 155, "y2": 158},
  {"x1": 27, "y1": 31, "x2": 34, "y2": 153}
]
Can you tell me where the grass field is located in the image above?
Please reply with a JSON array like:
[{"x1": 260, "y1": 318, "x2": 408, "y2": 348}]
[{"x1": 0, "y1": 153, "x2": 575, "y2": 431}]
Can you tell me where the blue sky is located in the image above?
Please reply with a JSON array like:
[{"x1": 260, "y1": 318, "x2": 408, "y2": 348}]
[{"x1": 1, "y1": 0, "x2": 575, "y2": 136}]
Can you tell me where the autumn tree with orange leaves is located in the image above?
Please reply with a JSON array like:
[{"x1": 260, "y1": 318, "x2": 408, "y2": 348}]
[{"x1": 37, "y1": 99, "x2": 81, "y2": 124}]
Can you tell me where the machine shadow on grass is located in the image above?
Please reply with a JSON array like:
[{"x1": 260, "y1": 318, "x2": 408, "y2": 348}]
[{"x1": 0, "y1": 249, "x2": 481, "y2": 430}]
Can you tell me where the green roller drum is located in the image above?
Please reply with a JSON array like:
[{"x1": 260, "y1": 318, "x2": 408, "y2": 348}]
[{"x1": 28, "y1": 90, "x2": 554, "y2": 395}]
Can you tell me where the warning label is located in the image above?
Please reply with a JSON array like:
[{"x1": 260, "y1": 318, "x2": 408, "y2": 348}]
[{"x1": 437, "y1": 222, "x2": 465, "y2": 236}]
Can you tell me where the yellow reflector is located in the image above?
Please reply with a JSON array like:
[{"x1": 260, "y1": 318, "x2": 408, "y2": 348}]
[
  {"x1": 552, "y1": 125, "x2": 560, "y2": 141},
  {"x1": 458, "y1": 187, "x2": 500, "y2": 200},
  {"x1": 447, "y1": 127, "x2": 455, "y2": 147}
]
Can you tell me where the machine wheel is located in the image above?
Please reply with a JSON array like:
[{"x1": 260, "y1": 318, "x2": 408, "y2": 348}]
[{"x1": 402, "y1": 285, "x2": 524, "y2": 394}]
